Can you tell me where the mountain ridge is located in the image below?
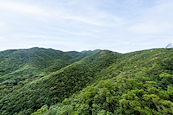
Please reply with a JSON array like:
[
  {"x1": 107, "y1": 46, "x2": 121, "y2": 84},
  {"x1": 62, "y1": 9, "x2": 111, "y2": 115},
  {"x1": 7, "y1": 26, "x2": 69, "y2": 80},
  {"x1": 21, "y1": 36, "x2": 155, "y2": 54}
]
[{"x1": 0, "y1": 47, "x2": 173, "y2": 115}]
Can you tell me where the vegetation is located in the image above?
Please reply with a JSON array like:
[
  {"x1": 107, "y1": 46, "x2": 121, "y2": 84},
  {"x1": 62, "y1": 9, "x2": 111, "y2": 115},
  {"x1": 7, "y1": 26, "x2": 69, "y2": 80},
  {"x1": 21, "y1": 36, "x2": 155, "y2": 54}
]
[
  {"x1": 0, "y1": 47, "x2": 98, "y2": 114},
  {"x1": 0, "y1": 47, "x2": 173, "y2": 115}
]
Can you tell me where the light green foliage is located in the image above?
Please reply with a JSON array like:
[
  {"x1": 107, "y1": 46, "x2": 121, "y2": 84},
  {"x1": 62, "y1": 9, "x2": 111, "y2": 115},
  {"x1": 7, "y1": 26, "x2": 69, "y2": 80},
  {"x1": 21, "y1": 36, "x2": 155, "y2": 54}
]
[
  {"x1": 31, "y1": 105, "x2": 48, "y2": 115},
  {"x1": 160, "y1": 72, "x2": 173, "y2": 78}
]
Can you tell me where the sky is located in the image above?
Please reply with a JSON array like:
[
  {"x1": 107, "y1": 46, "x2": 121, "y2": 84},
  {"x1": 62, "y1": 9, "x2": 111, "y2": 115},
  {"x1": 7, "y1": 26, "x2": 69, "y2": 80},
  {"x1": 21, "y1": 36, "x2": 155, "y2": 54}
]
[{"x1": 0, "y1": 0, "x2": 173, "y2": 53}]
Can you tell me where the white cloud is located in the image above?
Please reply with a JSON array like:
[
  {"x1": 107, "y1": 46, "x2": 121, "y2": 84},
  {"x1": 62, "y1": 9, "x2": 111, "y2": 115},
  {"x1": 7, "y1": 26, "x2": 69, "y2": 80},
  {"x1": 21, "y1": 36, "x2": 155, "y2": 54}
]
[
  {"x1": 0, "y1": 0, "x2": 172, "y2": 52},
  {"x1": 57, "y1": 29, "x2": 91, "y2": 36},
  {"x1": 123, "y1": 0, "x2": 143, "y2": 9},
  {"x1": 44, "y1": 0, "x2": 123, "y2": 27},
  {"x1": 0, "y1": 1, "x2": 48, "y2": 16},
  {"x1": 129, "y1": 23, "x2": 170, "y2": 34},
  {"x1": 0, "y1": 22, "x2": 9, "y2": 34},
  {"x1": 0, "y1": 37, "x2": 6, "y2": 41},
  {"x1": 23, "y1": 35, "x2": 65, "y2": 40},
  {"x1": 0, "y1": 0, "x2": 123, "y2": 27},
  {"x1": 127, "y1": 0, "x2": 173, "y2": 35},
  {"x1": 0, "y1": 22, "x2": 6, "y2": 29}
]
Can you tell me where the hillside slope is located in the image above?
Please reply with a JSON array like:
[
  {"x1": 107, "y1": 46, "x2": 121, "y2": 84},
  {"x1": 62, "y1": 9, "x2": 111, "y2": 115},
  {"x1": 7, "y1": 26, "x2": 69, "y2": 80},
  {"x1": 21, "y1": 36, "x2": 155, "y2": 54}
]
[
  {"x1": 0, "y1": 48, "x2": 99, "y2": 114},
  {"x1": 31, "y1": 48, "x2": 173, "y2": 115},
  {"x1": 0, "y1": 49, "x2": 121, "y2": 115},
  {"x1": 0, "y1": 47, "x2": 96, "y2": 76},
  {"x1": 1, "y1": 48, "x2": 173, "y2": 115}
]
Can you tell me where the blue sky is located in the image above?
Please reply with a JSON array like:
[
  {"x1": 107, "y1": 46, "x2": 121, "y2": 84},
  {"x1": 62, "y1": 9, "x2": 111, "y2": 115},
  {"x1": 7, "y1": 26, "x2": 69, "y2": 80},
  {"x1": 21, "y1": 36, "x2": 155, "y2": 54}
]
[{"x1": 0, "y1": 0, "x2": 173, "y2": 53}]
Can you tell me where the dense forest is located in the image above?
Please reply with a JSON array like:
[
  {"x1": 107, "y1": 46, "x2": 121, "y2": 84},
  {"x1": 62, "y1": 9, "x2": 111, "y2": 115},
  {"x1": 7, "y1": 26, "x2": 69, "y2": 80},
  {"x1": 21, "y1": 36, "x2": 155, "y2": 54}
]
[{"x1": 0, "y1": 47, "x2": 173, "y2": 115}]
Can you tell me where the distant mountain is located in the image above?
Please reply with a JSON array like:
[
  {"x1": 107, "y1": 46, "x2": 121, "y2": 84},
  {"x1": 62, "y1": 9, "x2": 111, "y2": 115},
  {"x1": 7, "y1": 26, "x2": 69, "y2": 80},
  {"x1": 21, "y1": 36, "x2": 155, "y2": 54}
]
[
  {"x1": 0, "y1": 47, "x2": 97, "y2": 81},
  {"x1": 1, "y1": 48, "x2": 173, "y2": 115},
  {"x1": 0, "y1": 47, "x2": 97, "y2": 75}
]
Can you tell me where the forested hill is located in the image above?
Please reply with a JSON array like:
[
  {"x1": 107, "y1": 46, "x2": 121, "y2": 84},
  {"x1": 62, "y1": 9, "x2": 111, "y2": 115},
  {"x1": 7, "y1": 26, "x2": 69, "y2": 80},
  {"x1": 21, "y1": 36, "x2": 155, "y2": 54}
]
[
  {"x1": 0, "y1": 47, "x2": 119, "y2": 114},
  {"x1": 0, "y1": 47, "x2": 100, "y2": 114},
  {"x1": 0, "y1": 47, "x2": 98, "y2": 75},
  {"x1": 1, "y1": 48, "x2": 173, "y2": 115},
  {"x1": 0, "y1": 47, "x2": 98, "y2": 84}
]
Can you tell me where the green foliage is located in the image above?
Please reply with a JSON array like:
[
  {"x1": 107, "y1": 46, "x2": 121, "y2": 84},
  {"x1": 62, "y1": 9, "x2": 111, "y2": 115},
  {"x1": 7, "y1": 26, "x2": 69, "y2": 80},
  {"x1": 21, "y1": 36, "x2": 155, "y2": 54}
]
[
  {"x1": 0, "y1": 48, "x2": 99, "y2": 115},
  {"x1": 52, "y1": 76, "x2": 173, "y2": 115},
  {"x1": 31, "y1": 48, "x2": 173, "y2": 115},
  {"x1": 1, "y1": 48, "x2": 173, "y2": 115},
  {"x1": 0, "y1": 49, "x2": 119, "y2": 115},
  {"x1": 31, "y1": 105, "x2": 49, "y2": 115}
]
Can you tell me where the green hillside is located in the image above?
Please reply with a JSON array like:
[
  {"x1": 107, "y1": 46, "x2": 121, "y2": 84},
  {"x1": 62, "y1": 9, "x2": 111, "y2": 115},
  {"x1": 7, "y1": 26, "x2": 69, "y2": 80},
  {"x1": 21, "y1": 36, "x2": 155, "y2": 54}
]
[
  {"x1": 0, "y1": 48, "x2": 173, "y2": 115},
  {"x1": 0, "y1": 48, "x2": 98, "y2": 114},
  {"x1": 0, "y1": 48, "x2": 120, "y2": 115},
  {"x1": 31, "y1": 48, "x2": 173, "y2": 115}
]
